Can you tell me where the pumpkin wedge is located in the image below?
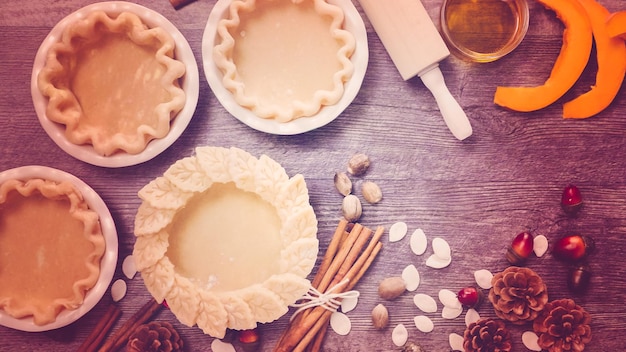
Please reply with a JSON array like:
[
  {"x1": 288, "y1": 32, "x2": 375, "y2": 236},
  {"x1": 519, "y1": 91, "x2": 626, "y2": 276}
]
[
  {"x1": 494, "y1": 0, "x2": 593, "y2": 112},
  {"x1": 606, "y1": 11, "x2": 626, "y2": 39},
  {"x1": 562, "y1": 0, "x2": 626, "y2": 118}
]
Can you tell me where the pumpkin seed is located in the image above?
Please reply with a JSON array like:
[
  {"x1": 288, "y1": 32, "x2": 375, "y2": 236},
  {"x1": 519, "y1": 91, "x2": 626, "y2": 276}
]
[
  {"x1": 111, "y1": 279, "x2": 127, "y2": 302},
  {"x1": 401, "y1": 264, "x2": 420, "y2": 291},
  {"x1": 392, "y1": 324, "x2": 409, "y2": 347},
  {"x1": 413, "y1": 315, "x2": 434, "y2": 333},
  {"x1": 522, "y1": 331, "x2": 542, "y2": 351},
  {"x1": 330, "y1": 312, "x2": 351, "y2": 336},
  {"x1": 474, "y1": 269, "x2": 494, "y2": 289},
  {"x1": 389, "y1": 221, "x2": 408, "y2": 242},
  {"x1": 410, "y1": 228, "x2": 428, "y2": 255},
  {"x1": 464, "y1": 308, "x2": 481, "y2": 327},
  {"x1": 448, "y1": 333, "x2": 464, "y2": 351},
  {"x1": 533, "y1": 235, "x2": 549, "y2": 257},
  {"x1": 413, "y1": 293, "x2": 438, "y2": 313}
]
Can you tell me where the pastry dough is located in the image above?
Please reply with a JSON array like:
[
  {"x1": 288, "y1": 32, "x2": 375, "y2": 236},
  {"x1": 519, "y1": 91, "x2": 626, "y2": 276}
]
[
  {"x1": 213, "y1": 0, "x2": 355, "y2": 122},
  {"x1": 0, "y1": 179, "x2": 105, "y2": 325},
  {"x1": 133, "y1": 146, "x2": 318, "y2": 337},
  {"x1": 37, "y1": 11, "x2": 186, "y2": 156}
]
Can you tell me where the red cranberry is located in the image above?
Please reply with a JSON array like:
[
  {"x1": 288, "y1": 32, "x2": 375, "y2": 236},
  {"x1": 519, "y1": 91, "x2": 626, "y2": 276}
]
[
  {"x1": 561, "y1": 184, "x2": 583, "y2": 215},
  {"x1": 506, "y1": 232, "x2": 534, "y2": 265},
  {"x1": 457, "y1": 286, "x2": 482, "y2": 307},
  {"x1": 553, "y1": 235, "x2": 595, "y2": 262},
  {"x1": 567, "y1": 264, "x2": 592, "y2": 293}
]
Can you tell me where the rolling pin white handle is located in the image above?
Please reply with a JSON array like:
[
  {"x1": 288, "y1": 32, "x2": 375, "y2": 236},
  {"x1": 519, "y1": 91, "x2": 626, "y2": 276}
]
[{"x1": 419, "y1": 65, "x2": 473, "y2": 140}]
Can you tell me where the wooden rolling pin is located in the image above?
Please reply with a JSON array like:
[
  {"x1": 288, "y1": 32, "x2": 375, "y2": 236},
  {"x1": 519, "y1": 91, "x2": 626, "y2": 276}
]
[{"x1": 358, "y1": 0, "x2": 473, "y2": 140}]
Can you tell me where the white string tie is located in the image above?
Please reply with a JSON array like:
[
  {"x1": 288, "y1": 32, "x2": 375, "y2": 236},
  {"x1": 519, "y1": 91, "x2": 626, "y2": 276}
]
[{"x1": 289, "y1": 278, "x2": 360, "y2": 321}]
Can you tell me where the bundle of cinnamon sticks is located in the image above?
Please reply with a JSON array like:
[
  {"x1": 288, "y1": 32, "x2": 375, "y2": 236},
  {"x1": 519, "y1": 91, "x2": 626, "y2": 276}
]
[
  {"x1": 77, "y1": 298, "x2": 163, "y2": 352},
  {"x1": 274, "y1": 219, "x2": 384, "y2": 352}
]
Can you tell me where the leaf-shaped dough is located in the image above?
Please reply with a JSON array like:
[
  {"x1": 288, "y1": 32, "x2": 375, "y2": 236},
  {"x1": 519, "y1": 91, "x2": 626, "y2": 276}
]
[
  {"x1": 263, "y1": 273, "x2": 311, "y2": 305},
  {"x1": 195, "y1": 146, "x2": 232, "y2": 183},
  {"x1": 240, "y1": 286, "x2": 288, "y2": 323},
  {"x1": 227, "y1": 147, "x2": 258, "y2": 192},
  {"x1": 138, "y1": 177, "x2": 193, "y2": 210},
  {"x1": 279, "y1": 207, "x2": 318, "y2": 246},
  {"x1": 141, "y1": 258, "x2": 175, "y2": 303},
  {"x1": 218, "y1": 294, "x2": 257, "y2": 330},
  {"x1": 254, "y1": 154, "x2": 289, "y2": 203},
  {"x1": 279, "y1": 237, "x2": 319, "y2": 276},
  {"x1": 275, "y1": 174, "x2": 311, "y2": 211},
  {"x1": 133, "y1": 230, "x2": 169, "y2": 271},
  {"x1": 164, "y1": 157, "x2": 212, "y2": 193},
  {"x1": 134, "y1": 202, "x2": 176, "y2": 236},
  {"x1": 196, "y1": 290, "x2": 229, "y2": 338},
  {"x1": 166, "y1": 275, "x2": 201, "y2": 327}
]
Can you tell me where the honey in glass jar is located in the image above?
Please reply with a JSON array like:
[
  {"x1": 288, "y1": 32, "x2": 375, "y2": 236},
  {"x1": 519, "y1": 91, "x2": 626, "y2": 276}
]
[{"x1": 440, "y1": 0, "x2": 529, "y2": 62}]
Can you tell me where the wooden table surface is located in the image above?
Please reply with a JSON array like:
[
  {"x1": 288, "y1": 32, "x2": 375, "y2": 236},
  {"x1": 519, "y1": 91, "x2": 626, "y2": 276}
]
[{"x1": 1, "y1": 0, "x2": 625, "y2": 351}]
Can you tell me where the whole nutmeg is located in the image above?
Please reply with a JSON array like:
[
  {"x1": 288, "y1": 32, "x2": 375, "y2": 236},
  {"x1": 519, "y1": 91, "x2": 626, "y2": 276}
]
[
  {"x1": 361, "y1": 181, "x2": 382, "y2": 204},
  {"x1": 371, "y1": 304, "x2": 389, "y2": 330},
  {"x1": 342, "y1": 194, "x2": 362, "y2": 222},
  {"x1": 378, "y1": 276, "x2": 406, "y2": 300},
  {"x1": 334, "y1": 172, "x2": 352, "y2": 196},
  {"x1": 347, "y1": 153, "x2": 370, "y2": 176}
]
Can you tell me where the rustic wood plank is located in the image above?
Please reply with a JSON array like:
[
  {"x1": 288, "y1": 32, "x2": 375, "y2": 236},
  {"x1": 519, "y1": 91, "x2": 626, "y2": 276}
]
[{"x1": 1, "y1": 0, "x2": 625, "y2": 351}]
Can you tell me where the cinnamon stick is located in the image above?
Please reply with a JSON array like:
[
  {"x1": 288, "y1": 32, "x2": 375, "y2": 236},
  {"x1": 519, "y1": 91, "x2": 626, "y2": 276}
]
[
  {"x1": 315, "y1": 223, "x2": 363, "y2": 294},
  {"x1": 293, "y1": 310, "x2": 333, "y2": 352},
  {"x1": 77, "y1": 302, "x2": 122, "y2": 352},
  {"x1": 350, "y1": 241, "x2": 383, "y2": 290},
  {"x1": 276, "y1": 220, "x2": 349, "y2": 349},
  {"x1": 97, "y1": 298, "x2": 163, "y2": 352},
  {"x1": 304, "y1": 227, "x2": 385, "y2": 352},
  {"x1": 310, "y1": 219, "x2": 348, "y2": 289},
  {"x1": 307, "y1": 321, "x2": 328, "y2": 352},
  {"x1": 345, "y1": 226, "x2": 384, "y2": 291},
  {"x1": 299, "y1": 231, "x2": 383, "y2": 352},
  {"x1": 324, "y1": 226, "x2": 372, "y2": 291},
  {"x1": 275, "y1": 223, "x2": 384, "y2": 352}
]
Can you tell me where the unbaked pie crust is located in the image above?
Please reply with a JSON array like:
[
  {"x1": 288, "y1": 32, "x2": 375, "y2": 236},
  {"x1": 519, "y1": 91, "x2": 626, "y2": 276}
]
[
  {"x1": 133, "y1": 146, "x2": 318, "y2": 338},
  {"x1": 37, "y1": 10, "x2": 186, "y2": 156},
  {"x1": 213, "y1": 0, "x2": 356, "y2": 122},
  {"x1": 0, "y1": 179, "x2": 105, "y2": 325}
]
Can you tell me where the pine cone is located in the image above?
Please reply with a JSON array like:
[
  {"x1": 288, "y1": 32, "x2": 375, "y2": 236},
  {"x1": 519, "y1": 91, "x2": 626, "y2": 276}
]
[
  {"x1": 463, "y1": 318, "x2": 512, "y2": 352},
  {"x1": 533, "y1": 298, "x2": 592, "y2": 352},
  {"x1": 126, "y1": 321, "x2": 184, "y2": 352},
  {"x1": 488, "y1": 266, "x2": 548, "y2": 324}
]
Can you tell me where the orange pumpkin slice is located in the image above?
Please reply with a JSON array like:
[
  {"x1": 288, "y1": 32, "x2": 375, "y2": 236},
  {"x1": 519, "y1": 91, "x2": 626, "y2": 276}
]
[
  {"x1": 606, "y1": 11, "x2": 626, "y2": 39},
  {"x1": 562, "y1": 0, "x2": 626, "y2": 118},
  {"x1": 494, "y1": 0, "x2": 592, "y2": 112}
]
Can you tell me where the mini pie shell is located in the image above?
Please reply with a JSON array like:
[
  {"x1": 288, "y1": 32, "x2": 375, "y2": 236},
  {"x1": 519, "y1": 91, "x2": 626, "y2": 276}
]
[
  {"x1": 213, "y1": 0, "x2": 356, "y2": 122},
  {"x1": 0, "y1": 179, "x2": 105, "y2": 326},
  {"x1": 133, "y1": 146, "x2": 319, "y2": 338},
  {"x1": 37, "y1": 10, "x2": 186, "y2": 156}
]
